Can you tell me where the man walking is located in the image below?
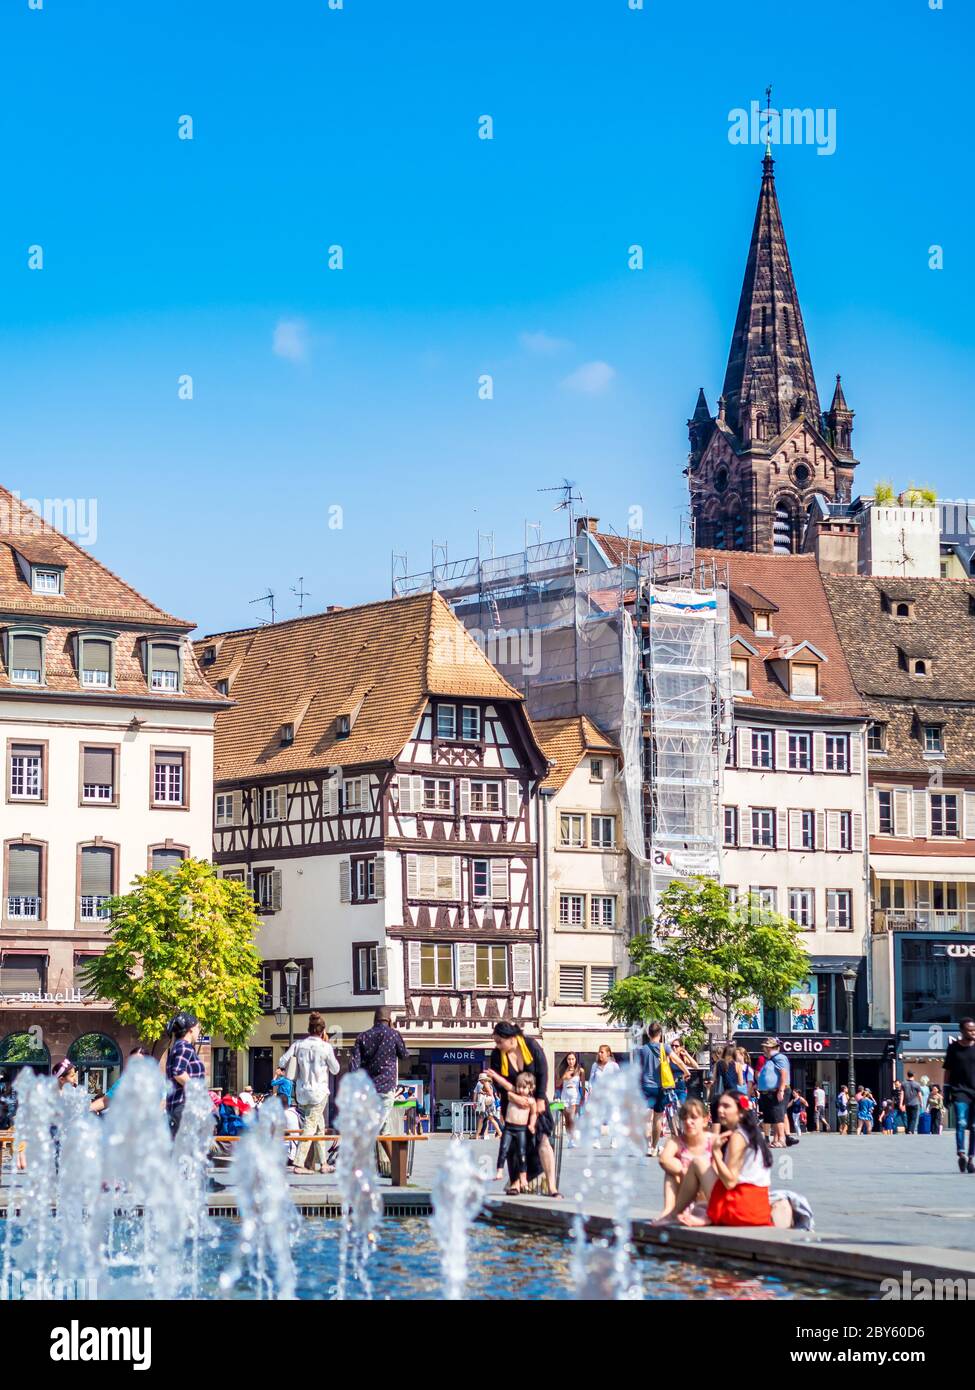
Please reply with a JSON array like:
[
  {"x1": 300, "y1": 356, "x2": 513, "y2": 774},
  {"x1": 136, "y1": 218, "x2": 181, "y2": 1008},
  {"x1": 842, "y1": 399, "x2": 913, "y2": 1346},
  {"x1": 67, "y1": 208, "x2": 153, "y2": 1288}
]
[
  {"x1": 279, "y1": 1012, "x2": 340, "y2": 1173},
  {"x1": 812, "y1": 1082, "x2": 828, "y2": 1133},
  {"x1": 757, "y1": 1037, "x2": 793, "y2": 1148},
  {"x1": 349, "y1": 1007, "x2": 409, "y2": 1132},
  {"x1": 903, "y1": 1072, "x2": 923, "y2": 1134},
  {"x1": 943, "y1": 1016, "x2": 975, "y2": 1174}
]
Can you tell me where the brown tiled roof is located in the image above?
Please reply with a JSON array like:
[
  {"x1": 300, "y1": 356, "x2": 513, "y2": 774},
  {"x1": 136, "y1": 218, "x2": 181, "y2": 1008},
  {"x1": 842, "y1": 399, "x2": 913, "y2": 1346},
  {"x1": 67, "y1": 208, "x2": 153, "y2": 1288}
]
[
  {"x1": 198, "y1": 591, "x2": 530, "y2": 782},
  {"x1": 822, "y1": 574, "x2": 975, "y2": 772},
  {"x1": 0, "y1": 485, "x2": 221, "y2": 704},
  {"x1": 696, "y1": 550, "x2": 867, "y2": 720},
  {"x1": 532, "y1": 714, "x2": 619, "y2": 791},
  {"x1": 0, "y1": 485, "x2": 191, "y2": 626},
  {"x1": 593, "y1": 532, "x2": 661, "y2": 568}
]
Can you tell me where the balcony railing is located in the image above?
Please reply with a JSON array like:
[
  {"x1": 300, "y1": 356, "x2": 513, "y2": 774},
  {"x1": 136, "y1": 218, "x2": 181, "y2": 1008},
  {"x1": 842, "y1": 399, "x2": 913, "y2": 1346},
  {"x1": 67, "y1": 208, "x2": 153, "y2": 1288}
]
[
  {"x1": 7, "y1": 896, "x2": 41, "y2": 920},
  {"x1": 79, "y1": 894, "x2": 111, "y2": 921},
  {"x1": 872, "y1": 908, "x2": 975, "y2": 934}
]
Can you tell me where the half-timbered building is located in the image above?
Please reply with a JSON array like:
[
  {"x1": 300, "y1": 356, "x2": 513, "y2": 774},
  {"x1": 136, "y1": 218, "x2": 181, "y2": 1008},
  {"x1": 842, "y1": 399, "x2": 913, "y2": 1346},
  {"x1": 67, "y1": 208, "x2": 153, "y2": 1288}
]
[{"x1": 196, "y1": 591, "x2": 548, "y2": 1122}]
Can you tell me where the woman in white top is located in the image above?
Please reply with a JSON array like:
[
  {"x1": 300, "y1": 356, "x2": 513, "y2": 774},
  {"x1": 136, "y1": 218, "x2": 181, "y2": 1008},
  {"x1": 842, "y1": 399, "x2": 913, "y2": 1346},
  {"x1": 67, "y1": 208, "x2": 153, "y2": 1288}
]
[
  {"x1": 587, "y1": 1044, "x2": 621, "y2": 1092},
  {"x1": 558, "y1": 1053, "x2": 587, "y2": 1147}
]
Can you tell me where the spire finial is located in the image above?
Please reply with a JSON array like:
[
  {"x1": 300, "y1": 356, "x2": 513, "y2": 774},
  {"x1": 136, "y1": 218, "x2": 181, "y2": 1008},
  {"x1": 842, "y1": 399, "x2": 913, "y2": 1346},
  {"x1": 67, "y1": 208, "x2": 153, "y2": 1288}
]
[{"x1": 763, "y1": 85, "x2": 774, "y2": 170}]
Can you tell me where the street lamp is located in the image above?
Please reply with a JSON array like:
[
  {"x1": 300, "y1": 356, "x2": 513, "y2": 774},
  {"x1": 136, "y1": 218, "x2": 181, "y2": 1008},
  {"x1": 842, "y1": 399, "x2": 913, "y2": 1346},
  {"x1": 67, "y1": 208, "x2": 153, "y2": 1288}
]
[
  {"x1": 841, "y1": 967, "x2": 858, "y2": 1137},
  {"x1": 284, "y1": 959, "x2": 300, "y2": 1047}
]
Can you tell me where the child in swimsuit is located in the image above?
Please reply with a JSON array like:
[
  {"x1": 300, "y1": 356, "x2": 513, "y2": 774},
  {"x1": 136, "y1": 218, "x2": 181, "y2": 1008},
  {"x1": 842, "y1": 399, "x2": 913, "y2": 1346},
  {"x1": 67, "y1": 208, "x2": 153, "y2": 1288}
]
[{"x1": 488, "y1": 1070, "x2": 537, "y2": 1192}]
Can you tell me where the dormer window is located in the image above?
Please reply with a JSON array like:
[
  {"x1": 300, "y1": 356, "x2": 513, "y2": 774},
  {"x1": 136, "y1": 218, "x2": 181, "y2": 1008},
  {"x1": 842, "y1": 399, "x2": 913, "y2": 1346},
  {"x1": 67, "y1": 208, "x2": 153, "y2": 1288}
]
[
  {"x1": 202, "y1": 646, "x2": 217, "y2": 666},
  {"x1": 790, "y1": 662, "x2": 819, "y2": 698},
  {"x1": 894, "y1": 601, "x2": 914, "y2": 620},
  {"x1": 216, "y1": 679, "x2": 229, "y2": 696},
  {"x1": 753, "y1": 611, "x2": 772, "y2": 634},
  {"x1": 731, "y1": 657, "x2": 750, "y2": 693},
  {"x1": 146, "y1": 641, "x2": 181, "y2": 692},
  {"x1": 922, "y1": 724, "x2": 944, "y2": 756},
  {"x1": 8, "y1": 630, "x2": 44, "y2": 685},
  {"x1": 910, "y1": 658, "x2": 929, "y2": 678},
  {"x1": 436, "y1": 704, "x2": 456, "y2": 740},
  {"x1": 280, "y1": 723, "x2": 295, "y2": 746},
  {"x1": 79, "y1": 635, "x2": 113, "y2": 689},
  {"x1": 32, "y1": 567, "x2": 62, "y2": 595},
  {"x1": 335, "y1": 714, "x2": 351, "y2": 738},
  {"x1": 867, "y1": 722, "x2": 887, "y2": 753}
]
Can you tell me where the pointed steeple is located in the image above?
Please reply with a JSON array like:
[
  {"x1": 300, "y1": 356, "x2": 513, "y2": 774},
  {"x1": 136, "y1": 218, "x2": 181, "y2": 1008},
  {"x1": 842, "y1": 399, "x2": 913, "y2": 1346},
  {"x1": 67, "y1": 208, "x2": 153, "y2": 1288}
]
[
  {"x1": 691, "y1": 386, "x2": 710, "y2": 422},
  {"x1": 824, "y1": 373, "x2": 855, "y2": 459},
  {"x1": 720, "y1": 153, "x2": 821, "y2": 442},
  {"x1": 687, "y1": 386, "x2": 713, "y2": 461}
]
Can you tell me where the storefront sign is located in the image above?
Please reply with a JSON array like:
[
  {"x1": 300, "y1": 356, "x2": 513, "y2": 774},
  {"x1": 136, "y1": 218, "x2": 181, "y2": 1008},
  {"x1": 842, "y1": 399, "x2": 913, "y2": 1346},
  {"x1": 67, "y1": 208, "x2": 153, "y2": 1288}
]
[
  {"x1": 769, "y1": 1034, "x2": 894, "y2": 1058},
  {"x1": 652, "y1": 848, "x2": 720, "y2": 875},
  {"x1": 427, "y1": 1048, "x2": 487, "y2": 1064},
  {"x1": 1, "y1": 989, "x2": 83, "y2": 1006}
]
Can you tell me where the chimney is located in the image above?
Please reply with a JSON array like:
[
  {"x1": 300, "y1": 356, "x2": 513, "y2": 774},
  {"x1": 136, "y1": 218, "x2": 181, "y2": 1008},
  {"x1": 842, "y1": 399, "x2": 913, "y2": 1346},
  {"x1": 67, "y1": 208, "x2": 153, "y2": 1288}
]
[
  {"x1": 575, "y1": 516, "x2": 599, "y2": 536},
  {"x1": 325, "y1": 605, "x2": 345, "y2": 613}
]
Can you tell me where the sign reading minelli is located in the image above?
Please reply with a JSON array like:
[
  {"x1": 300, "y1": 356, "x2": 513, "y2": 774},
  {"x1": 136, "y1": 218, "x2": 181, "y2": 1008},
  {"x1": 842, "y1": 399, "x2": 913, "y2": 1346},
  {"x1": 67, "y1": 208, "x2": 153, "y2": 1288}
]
[{"x1": 1, "y1": 989, "x2": 84, "y2": 1006}]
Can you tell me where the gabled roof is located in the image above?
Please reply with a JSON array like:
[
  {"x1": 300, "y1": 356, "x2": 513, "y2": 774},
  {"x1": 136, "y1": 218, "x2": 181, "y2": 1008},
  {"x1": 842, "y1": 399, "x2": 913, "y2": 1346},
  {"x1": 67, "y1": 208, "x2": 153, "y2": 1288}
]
[
  {"x1": 532, "y1": 714, "x2": 619, "y2": 792},
  {"x1": 197, "y1": 590, "x2": 537, "y2": 782},
  {"x1": 0, "y1": 485, "x2": 192, "y2": 627},
  {"x1": 591, "y1": 532, "x2": 661, "y2": 569},
  {"x1": 696, "y1": 549, "x2": 866, "y2": 719}
]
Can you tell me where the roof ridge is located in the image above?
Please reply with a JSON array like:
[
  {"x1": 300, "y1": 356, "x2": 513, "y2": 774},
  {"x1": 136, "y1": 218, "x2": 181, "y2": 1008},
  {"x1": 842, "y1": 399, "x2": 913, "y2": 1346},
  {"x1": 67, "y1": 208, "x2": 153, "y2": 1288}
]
[{"x1": 200, "y1": 590, "x2": 430, "y2": 642}]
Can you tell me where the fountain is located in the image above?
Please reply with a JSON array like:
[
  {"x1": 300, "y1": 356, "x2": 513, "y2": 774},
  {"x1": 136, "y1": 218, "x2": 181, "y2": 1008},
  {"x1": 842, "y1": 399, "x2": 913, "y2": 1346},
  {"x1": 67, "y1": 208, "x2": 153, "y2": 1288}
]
[
  {"x1": 333, "y1": 1070, "x2": 384, "y2": 1300},
  {"x1": 430, "y1": 1140, "x2": 485, "y2": 1299},
  {"x1": 569, "y1": 1065, "x2": 646, "y2": 1301},
  {"x1": 218, "y1": 1097, "x2": 298, "y2": 1300}
]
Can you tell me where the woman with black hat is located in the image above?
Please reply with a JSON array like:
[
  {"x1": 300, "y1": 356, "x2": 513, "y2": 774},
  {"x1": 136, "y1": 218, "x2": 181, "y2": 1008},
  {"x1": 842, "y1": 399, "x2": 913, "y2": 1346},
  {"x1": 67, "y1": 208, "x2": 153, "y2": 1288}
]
[{"x1": 487, "y1": 1021, "x2": 562, "y2": 1197}]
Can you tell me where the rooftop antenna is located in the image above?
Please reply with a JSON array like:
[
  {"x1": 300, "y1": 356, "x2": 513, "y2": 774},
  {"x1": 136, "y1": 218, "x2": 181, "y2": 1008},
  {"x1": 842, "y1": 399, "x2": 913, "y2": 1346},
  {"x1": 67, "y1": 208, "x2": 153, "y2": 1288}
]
[
  {"x1": 538, "y1": 479, "x2": 584, "y2": 540},
  {"x1": 391, "y1": 551, "x2": 409, "y2": 597},
  {"x1": 291, "y1": 576, "x2": 310, "y2": 615},
  {"x1": 249, "y1": 588, "x2": 276, "y2": 625},
  {"x1": 525, "y1": 520, "x2": 542, "y2": 551}
]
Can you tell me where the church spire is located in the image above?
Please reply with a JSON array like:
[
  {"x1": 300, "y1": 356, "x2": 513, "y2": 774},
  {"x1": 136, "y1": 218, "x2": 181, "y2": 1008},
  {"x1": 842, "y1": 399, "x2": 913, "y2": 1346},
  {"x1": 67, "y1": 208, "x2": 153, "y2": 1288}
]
[{"x1": 720, "y1": 151, "x2": 821, "y2": 443}]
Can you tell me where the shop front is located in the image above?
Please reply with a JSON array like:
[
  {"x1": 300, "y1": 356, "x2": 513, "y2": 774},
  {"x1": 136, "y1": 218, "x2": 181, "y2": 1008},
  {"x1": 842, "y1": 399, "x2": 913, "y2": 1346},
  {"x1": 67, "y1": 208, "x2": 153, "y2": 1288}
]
[
  {"x1": 0, "y1": 1007, "x2": 139, "y2": 1097},
  {"x1": 892, "y1": 932, "x2": 975, "y2": 1083},
  {"x1": 403, "y1": 1046, "x2": 491, "y2": 1131}
]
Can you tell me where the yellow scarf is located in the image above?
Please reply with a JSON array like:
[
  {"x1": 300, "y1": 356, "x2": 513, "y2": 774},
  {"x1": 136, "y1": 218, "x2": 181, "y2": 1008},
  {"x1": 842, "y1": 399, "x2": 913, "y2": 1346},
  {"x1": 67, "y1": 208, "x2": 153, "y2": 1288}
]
[{"x1": 499, "y1": 1034, "x2": 533, "y2": 1076}]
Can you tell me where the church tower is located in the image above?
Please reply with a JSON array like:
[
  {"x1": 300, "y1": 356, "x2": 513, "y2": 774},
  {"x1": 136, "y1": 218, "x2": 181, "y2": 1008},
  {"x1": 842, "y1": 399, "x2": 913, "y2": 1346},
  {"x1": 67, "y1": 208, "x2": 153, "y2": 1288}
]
[{"x1": 688, "y1": 151, "x2": 858, "y2": 553}]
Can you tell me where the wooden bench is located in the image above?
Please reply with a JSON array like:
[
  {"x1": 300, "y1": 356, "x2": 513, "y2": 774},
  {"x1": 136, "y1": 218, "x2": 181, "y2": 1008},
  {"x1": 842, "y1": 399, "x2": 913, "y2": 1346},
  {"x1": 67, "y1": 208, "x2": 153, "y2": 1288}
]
[{"x1": 378, "y1": 1134, "x2": 427, "y2": 1186}]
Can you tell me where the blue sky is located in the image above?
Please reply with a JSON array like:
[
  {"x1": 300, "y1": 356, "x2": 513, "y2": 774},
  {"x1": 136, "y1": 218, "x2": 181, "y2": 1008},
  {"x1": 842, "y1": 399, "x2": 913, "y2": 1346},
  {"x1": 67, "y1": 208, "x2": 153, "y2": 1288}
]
[{"x1": 0, "y1": 0, "x2": 970, "y2": 634}]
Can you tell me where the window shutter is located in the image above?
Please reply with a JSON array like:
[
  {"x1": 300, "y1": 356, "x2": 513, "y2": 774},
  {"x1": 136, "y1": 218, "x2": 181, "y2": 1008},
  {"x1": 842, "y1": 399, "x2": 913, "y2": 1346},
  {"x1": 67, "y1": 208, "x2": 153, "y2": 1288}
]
[
  {"x1": 374, "y1": 855, "x2": 385, "y2": 900},
  {"x1": 397, "y1": 774, "x2": 413, "y2": 813},
  {"x1": 558, "y1": 964, "x2": 585, "y2": 1002},
  {"x1": 826, "y1": 811, "x2": 840, "y2": 852},
  {"x1": 83, "y1": 639, "x2": 111, "y2": 674},
  {"x1": 737, "y1": 727, "x2": 752, "y2": 768},
  {"x1": 323, "y1": 778, "x2": 337, "y2": 818},
  {"x1": 506, "y1": 780, "x2": 520, "y2": 818},
  {"x1": 271, "y1": 869, "x2": 283, "y2": 911},
  {"x1": 965, "y1": 791, "x2": 975, "y2": 840},
  {"x1": 815, "y1": 810, "x2": 826, "y2": 850},
  {"x1": 893, "y1": 789, "x2": 911, "y2": 837},
  {"x1": 376, "y1": 946, "x2": 389, "y2": 990},
  {"x1": 451, "y1": 856, "x2": 461, "y2": 900},
  {"x1": 339, "y1": 859, "x2": 351, "y2": 903},
  {"x1": 788, "y1": 809, "x2": 802, "y2": 849},
  {"x1": 231, "y1": 790, "x2": 243, "y2": 823},
  {"x1": 11, "y1": 634, "x2": 42, "y2": 671},
  {"x1": 813, "y1": 733, "x2": 826, "y2": 772},
  {"x1": 490, "y1": 859, "x2": 510, "y2": 902},
  {"x1": 83, "y1": 747, "x2": 114, "y2": 785},
  {"x1": 152, "y1": 848, "x2": 184, "y2": 874},
  {"x1": 868, "y1": 790, "x2": 877, "y2": 835},
  {"x1": 511, "y1": 943, "x2": 533, "y2": 993},
  {"x1": 81, "y1": 846, "x2": 113, "y2": 896},
  {"x1": 775, "y1": 731, "x2": 789, "y2": 768},
  {"x1": 411, "y1": 775, "x2": 424, "y2": 811},
  {"x1": 459, "y1": 778, "x2": 471, "y2": 816},
  {"x1": 455, "y1": 942, "x2": 477, "y2": 990},
  {"x1": 912, "y1": 789, "x2": 928, "y2": 839},
  {"x1": 776, "y1": 808, "x2": 788, "y2": 849},
  {"x1": 251, "y1": 787, "x2": 262, "y2": 823},
  {"x1": 850, "y1": 733, "x2": 863, "y2": 774},
  {"x1": 406, "y1": 854, "x2": 419, "y2": 898},
  {"x1": 407, "y1": 941, "x2": 422, "y2": 987},
  {"x1": 419, "y1": 856, "x2": 436, "y2": 898},
  {"x1": 152, "y1": 643, "x2": 180, "y2": 673},
  {"x1": 8, "y1": 844, "x2": 41, "y2": 896},
  {"x1": 851, "y1": 813, "x2": 864, "y2": 852},
  {"x1": 739, "y1": 808, "x2": 752, "y2": 848}
]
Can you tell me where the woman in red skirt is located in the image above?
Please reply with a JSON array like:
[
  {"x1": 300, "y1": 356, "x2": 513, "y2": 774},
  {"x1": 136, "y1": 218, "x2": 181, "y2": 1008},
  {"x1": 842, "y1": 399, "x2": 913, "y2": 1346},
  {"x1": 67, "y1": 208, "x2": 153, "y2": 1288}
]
[{"x1": 654, "y1": 1091, "x2": 778, "y2": 1228}]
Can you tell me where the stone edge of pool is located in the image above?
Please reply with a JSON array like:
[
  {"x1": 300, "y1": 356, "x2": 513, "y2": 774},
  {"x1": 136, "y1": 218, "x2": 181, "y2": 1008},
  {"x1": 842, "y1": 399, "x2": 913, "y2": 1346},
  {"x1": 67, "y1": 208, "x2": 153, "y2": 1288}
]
[{"x1": 481, "y1": 1195, "x2": 975, "y2": 1290}]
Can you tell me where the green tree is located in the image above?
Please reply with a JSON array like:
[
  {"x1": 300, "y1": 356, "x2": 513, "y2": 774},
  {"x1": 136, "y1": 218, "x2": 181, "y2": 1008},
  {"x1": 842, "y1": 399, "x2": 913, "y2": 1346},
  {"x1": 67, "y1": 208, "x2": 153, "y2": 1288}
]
[
  {"x1": 603, "y1": 878, "x2": 810, "y2": 1038},
  {"x1": 81, "y1": 858, "x2": 264, "y2": 1050}
]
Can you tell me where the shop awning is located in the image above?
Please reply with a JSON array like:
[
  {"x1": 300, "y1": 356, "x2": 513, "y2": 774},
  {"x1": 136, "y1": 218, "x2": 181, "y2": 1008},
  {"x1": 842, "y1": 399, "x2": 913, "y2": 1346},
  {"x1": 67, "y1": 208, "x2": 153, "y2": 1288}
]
[{"x1": 872, "y1": 863, "x2": 975, "y2": 884}]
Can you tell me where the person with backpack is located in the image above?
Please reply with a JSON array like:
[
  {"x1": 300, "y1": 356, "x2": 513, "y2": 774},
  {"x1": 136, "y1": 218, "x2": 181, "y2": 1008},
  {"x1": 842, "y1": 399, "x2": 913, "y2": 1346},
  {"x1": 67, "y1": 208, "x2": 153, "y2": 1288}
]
[
  {"x1": 216, "y1": 1088, "x2": 246, "y2": 1138},
  {"x1": 639, "y1": 1023, "x2": 690, "y2": 1157}
]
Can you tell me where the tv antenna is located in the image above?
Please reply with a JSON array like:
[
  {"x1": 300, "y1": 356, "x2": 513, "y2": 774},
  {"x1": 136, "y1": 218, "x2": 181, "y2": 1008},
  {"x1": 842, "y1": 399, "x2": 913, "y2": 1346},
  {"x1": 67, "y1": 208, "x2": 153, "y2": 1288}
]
[
  {"x1": 249, "y1": 589, "x2": 276, "y2": 624},
  {"x1": 291, "y1": 577, "x2": 310, "y2": 615},
  {"x1": 538, "y1": 479, "x2": 585, "y2": 538}
]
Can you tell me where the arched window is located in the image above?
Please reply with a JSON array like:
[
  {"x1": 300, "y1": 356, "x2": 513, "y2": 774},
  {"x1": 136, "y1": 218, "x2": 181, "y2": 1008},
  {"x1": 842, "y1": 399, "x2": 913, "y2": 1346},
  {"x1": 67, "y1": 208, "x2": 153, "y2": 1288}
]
[
  {"x1": 0, "y1": 1030, "x2": 51, "y2": 1070},
  {"x1": 754, "y1": 413, "x2": 766, "y2": 442}
]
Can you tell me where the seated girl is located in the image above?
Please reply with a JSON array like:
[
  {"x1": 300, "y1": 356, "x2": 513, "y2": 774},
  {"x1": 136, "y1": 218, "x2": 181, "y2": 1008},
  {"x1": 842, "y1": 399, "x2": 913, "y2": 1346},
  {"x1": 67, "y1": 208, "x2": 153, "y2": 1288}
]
[{"x1": 657, "y1": 1097, "x2": 712, "y2": 1218}]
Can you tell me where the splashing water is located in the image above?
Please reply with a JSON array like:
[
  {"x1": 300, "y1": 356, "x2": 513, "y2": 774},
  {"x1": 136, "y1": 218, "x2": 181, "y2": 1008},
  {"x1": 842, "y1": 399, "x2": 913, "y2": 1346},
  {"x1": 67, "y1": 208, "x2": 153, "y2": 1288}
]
[
  {"x1": 569, "y1": 1066, "x2": 645, "y2": 1301},
  {"x1": 1, "y1": 1068, "x2": 60, "y2": 1298},
  {"x1": 430, "y1": 1140, "x2": 485, "y2": 1300},
  {"x1": 171, "y1": 1080, "x2": 218, "y2": 1298},
  {"x1": 218, "y1": 1099, "x2": 298, "y2": 1300},
  {"x1": 334, "y1": 1071, "x2": 384, "y2": 1300}
]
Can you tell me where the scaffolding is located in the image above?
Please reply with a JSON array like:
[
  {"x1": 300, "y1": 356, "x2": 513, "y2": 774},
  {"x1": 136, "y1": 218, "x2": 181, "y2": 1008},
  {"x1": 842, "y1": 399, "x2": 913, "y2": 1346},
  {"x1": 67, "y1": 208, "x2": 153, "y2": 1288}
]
[{"x1": 393, "y1": 533, "x2": 731, "y2": 931}]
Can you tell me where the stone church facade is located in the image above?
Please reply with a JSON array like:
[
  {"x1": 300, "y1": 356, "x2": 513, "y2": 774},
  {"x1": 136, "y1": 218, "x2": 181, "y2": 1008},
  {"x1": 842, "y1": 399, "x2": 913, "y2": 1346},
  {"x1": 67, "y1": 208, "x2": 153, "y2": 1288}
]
[{"x1": 688, "y1": 150, "x2": 859, "y2": 554}]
